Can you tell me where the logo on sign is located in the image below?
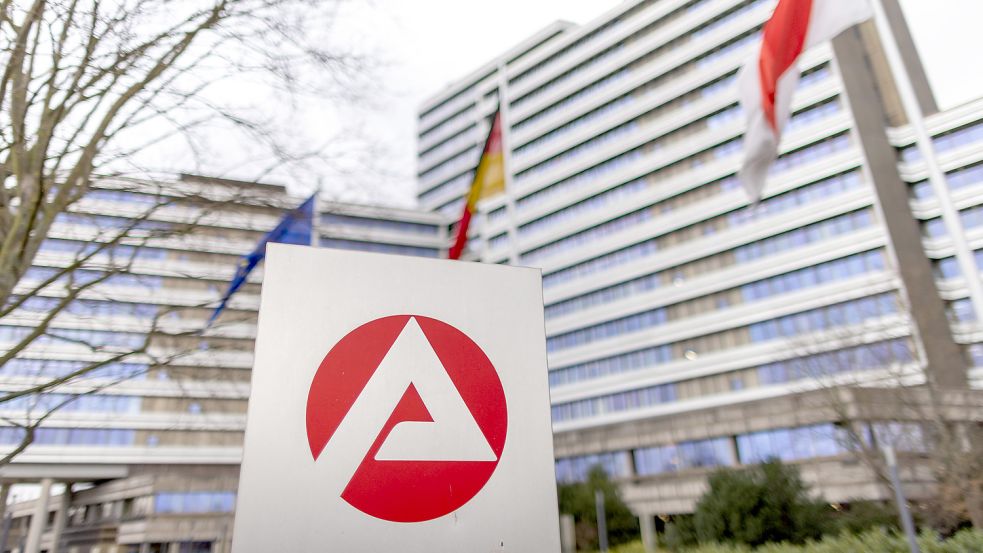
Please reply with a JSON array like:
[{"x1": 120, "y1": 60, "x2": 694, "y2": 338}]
[{"x1": 306, "y1": 315, "x2": 508, "y2": 523}]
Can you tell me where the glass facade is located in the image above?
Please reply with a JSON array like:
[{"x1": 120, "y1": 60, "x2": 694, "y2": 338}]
[{"x1": 154, "y1": 492, "x2": 237, "y2": 514}]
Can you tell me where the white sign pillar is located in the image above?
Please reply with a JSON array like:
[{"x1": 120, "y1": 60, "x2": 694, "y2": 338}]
[{"x1": 232, "y1": 245, "x2": 561, "y2": 552}]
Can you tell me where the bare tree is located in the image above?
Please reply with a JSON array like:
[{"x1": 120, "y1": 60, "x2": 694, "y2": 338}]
[
  {"x1": 780, "y1": 291, "x2": 983, "y2": 531},
  {"x1": 0, "y1": 176, "x2": 291, "y2": 468},
  {"x1": 0, "y1": 0, "x2": 373, "y2": 465},
  {"x1": 0, "y1": 0, "x2": 369, "y2": 302}
]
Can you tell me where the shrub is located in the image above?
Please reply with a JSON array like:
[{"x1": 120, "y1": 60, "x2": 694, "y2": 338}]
[
  {"x1": 558, "y1": 466, "x2": 639, "y2": 550},
  {"x1": 689, "y1": 460, "x2": 833, "y2": 547},
  {"x1": 618, "y1": 528, "x2": 983, "y2": 552}
]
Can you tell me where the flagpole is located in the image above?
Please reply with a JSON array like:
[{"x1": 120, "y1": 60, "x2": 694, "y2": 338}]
[
  {"x1": 870, "y1": 0, "x2": 983, "y2": 321},
  {"x1": 496, "y1": 60, "x2": 520, "y2": 266},
  {"x1": 310, "y1": 191, "x2": 319, "y2": 247}
]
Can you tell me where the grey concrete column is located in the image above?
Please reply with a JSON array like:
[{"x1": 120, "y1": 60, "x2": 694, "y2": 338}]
[
  {"x1": 728, "y1": 436, "x2": 741, "y2": 466},
  {"x1": 167, "y1": 543, "x2": 180, "y2": 553},
  {"x1": 0, "y1": 483, "x2": 10, "y2": 521},
  {"x1": 50, "y1": 484, "x2": 72, "y2": 553},
  {"x1": 832, "y1": 27, "x2": 969, "y2": 388},
  {"x1": 640, "y1": 514, "x2": 658, "y2": 552},
  {"x1": 559, "y1": 514, "x2": 575, "y2": 553},
  {"x1": 138, "y1": 543, "x2": 150, "y2": 553},
  {"x1": 24, "y1": 478, "x2": 53, "y2": 553}
]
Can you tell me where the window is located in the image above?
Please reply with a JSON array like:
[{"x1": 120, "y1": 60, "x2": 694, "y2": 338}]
[
  {"x1": 634, "y1": 438, "x2": 733, "y2": 476},
  {"x1": 154, "y1": 492, "x2": 236, "y2": 514}
]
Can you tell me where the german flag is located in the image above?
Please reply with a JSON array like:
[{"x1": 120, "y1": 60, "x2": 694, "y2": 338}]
[{"x1": 448, "y1": 109, "x2": 505, "y2": 260}]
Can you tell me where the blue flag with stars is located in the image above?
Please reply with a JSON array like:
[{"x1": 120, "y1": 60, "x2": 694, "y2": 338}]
[{"x1": 207, "y1": 194, "x2": 316, "y2": 327}]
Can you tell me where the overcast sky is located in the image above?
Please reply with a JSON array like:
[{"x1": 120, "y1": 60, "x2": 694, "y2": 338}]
[{"x1": 189, "y1": 1, "x2": 983, "y2": 205}]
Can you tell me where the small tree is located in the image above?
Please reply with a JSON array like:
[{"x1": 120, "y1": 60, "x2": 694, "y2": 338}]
[
  {"x1": 690, "y1": 460, "x2": 832, "y2": 547},
  {"x1": 557, "y1": 466, "x2": 639, "y2": 550}
]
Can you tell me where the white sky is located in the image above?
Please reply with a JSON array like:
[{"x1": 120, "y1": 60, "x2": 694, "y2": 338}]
[{"x1": 174, "y1": 1, "x2": 983, "y2": 205}]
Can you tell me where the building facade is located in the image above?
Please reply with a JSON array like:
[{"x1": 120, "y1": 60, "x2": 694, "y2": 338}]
[
  {"x1": 0, "y1": 178, "x2": 448, "y2": 553},
  {"x1": 6, "y1": 0, "x2": 983, "y2": 550},
  {"x1": 415, "y1": 0, "x2": 983, "y2": 539}
]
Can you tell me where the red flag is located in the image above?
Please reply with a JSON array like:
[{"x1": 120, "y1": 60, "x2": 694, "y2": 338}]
[
  {"x1": 448, "y1": 110, "x2": 505, "y2": 260},
  {"x1": 739, "y1": 0, "x2": 872, "y2": 202}
]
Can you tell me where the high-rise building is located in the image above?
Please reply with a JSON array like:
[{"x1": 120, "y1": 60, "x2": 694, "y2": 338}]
[
  {"x1": 6, "y1": 0, "x2": 983, "y2": 549},
  {"x1": 416, "y1": 0, "x2": 983, "y2": 537},
  {"x1": 0, "y1": 177, "x2": 448, "y2": 553}
]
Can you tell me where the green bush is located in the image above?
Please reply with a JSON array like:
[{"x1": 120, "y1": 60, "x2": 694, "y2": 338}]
[
  {"x1": 686, "y1": 460, "x2": 832, "y2": 547},
  {"x1": 831, "y1": 500, "x2": 900, "y2": 536},
  {"x1": 661, "y1": 528, "x2": 983, "y2": 552},
  {"x1": 558, "y1": 466, "x2": 639, "y2": 550}
]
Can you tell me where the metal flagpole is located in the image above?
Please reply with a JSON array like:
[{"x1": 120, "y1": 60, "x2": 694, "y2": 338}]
[
  {"x1": 884, "y1": 447, "x2": 921, "y2": 553},
  {"x1": 496, "y1": 60, "x2": 521, "y2": 267},
  {"x1": 595, "y1": 489, "x2": 609, "y2": 553},
  {"x1": 870, "y1": 0, "x2": 983, "y2": 321}
]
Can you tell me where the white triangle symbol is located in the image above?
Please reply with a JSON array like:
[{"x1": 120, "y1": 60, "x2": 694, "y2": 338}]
[{"x1": 372, "y1": 318, "x2": 497, "y2": 462}]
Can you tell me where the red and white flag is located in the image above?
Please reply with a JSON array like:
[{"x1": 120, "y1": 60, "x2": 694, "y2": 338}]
[{"x1": 739, "y1": 0, "x2": 872, "y2": 202}]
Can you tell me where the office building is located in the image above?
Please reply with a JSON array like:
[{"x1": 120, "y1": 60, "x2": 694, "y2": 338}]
[
  {"x1": 415, "y1": 0, "x2": 983, "y2": 537},
  {"x1": 0, "y1": 177, "x2": 447, "y2": 553}
]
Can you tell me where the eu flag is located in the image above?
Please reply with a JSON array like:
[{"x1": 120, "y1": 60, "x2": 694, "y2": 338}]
[{"x1": 207, "y1": 194, "x2": 316, "y2": 327}]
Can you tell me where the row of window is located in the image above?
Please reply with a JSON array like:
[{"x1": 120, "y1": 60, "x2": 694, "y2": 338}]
[
  {"x1": 318, "y1": 238, "x2": 439, "y2": 258},
  {"x1": 748, "y1": 293, "x2": 896, "y2": 344},
  {"x1": 23, "y1": 266, "x2": 166, "y2": 289},
  {"x1": 0, "y1": 427, "x2": 135, "y2": 446},
  {"x1": 511, "y1": 65, "x2": 739, "y2": 211},
  {"x1": 934, "y1": 249, "x2": 983, "y2": 280},
  {"x1": 514, "y1": 0, "x2": 762, "y2": 134},
  {"x1": 519, "y1": 125, "x2": 850, "y2": 271},
  {"x1": 948, "y1": 298, "x2": 976, "y2": 324},
  {"x1": 556, "y1": 423, "x2": 842, "y2": 483},
  {"x1": 770, "y1": 133, "x2": 851, "y2": 175},
  {"x1": 523, "y1": 204, "x2": 653, "y2": 265},
  {"x1": 559, "y1": 421, "x2": 926, "y2": 483},
  {"x1": 40, "y1": 239, "x2": 169, "y2": 261},
  {"x1": 900, "y1": 121, "x2": 983, "y2": 163},
  {"x1": 551, "y1": 382, "x2": 677, "y2": 422},
  {"x1": 547, "y1": 305, "x2": 667, "y2": 353},
  {"x1": 419, "y1": 103, "x2": 478, "y2": 142},
  {"x1": 632, "y1": 437, "x2": 733, "y2": 478},
  {"x1": 548, "y1": 344, "x2": 672, "y2": 389},
  {"x1": 17, "y1": 296, "x2": 161, "y2": 319},
  {"x1": 515, "y1": 179, "x2": 648, "y2": 241},
  {"x1": 551, "y1": 296, "x2": 897, "y2": 424},
  {"x1": 734, "y1": 209, "x2": 873, "y2": 265},
  {"x1": 85, "y1": 189, "x2": 161, "y2": 205},
  {"x1": 546, "y1": 248, "x2": 884, "y2": 343},
  {"x1": 547, "y1": 292, "x2": 894, "y2": 393},
  {"x1": 507, "y1": 0, "x2": 652, "y2": 87},
  {"x1": 513, "y1": 95, "x2": 636, "y2": 159},
  {"x1": 511, "y1": 44, "x2": 626, "y2": 110},
  {"x1": 910, "y1": 162, "x2": 983, "y2": 200},
  {"x1": 515, "y1": 121, "x2": 640, "y2": 184},
  {"x1": 423, "y1": 0, "x2": 778, "y2": 206},
  {"x1": 419, "y1": 171, "x2": 473, "y2": 206},
  {"x1": 924, "y1": 200, "x2": 983, "y2": 238},
  {"x1": 154, "y1": 492, "x2": 236, "y2": 514},
  {"x1": 57, "y1": 213, "x2": 171, "y2": 232},
  {"x1": 0, "y1": 359, "x2": 148, "y2": 380},
  {"x1": 320, "y1": 213, "x2": 440, "y2": 236},
  {"x1": 523, "y1": 145, "x2": 856, "y2": 269},
  {"x1": 530, "y1": 166, "x2": 856, "y2": 293},
  {"x1": 0, "y1": 325, "x2": 146, "y2": 349},
  {"x1": 543, "y1": 205, "x2": 873, "y2": 297},
  {"x1": 0, "y1": 393, "x2": 141, "y2": 414},
  {"x1": 757, "y1": 339, "x2": 912, "y2": 385},
  {"x1": 418, "y1": 144, "x2": 480, "y2": 181}
]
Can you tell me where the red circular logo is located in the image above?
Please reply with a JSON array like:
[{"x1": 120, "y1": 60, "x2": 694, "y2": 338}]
[{"x1": 306, "y1": 315, "x2": 508, "y2": 523}]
